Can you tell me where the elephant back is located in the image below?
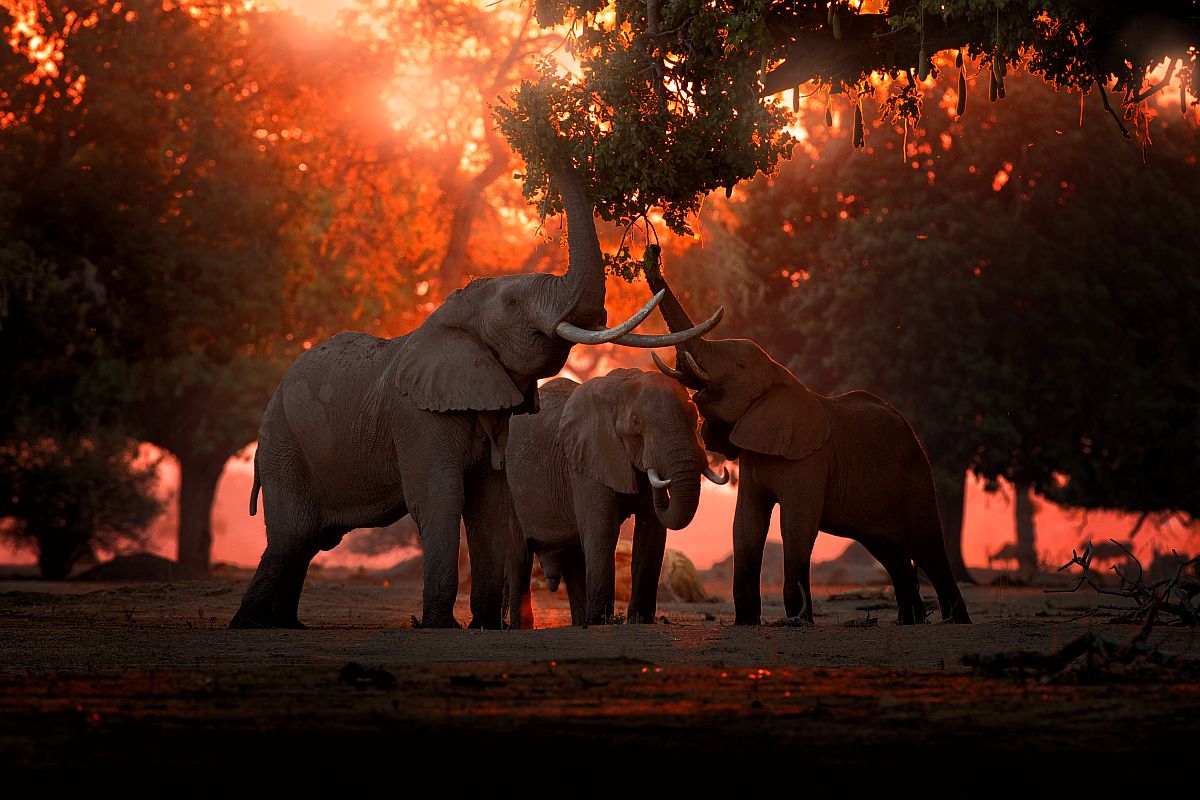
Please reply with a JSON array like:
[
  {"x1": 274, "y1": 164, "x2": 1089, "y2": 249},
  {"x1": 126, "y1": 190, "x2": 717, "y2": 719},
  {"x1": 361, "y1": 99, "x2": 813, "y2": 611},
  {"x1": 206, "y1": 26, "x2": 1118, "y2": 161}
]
[{"x1": 507, "y1": 377, "x2": 577, "y2": 470}]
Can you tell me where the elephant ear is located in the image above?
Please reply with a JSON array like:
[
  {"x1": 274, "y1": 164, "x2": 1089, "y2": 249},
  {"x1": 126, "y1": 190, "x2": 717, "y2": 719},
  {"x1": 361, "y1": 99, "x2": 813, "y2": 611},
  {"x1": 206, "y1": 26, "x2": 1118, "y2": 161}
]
[
  {"x1": 730, "y1": 383, "x2": 830, "y2": 460},
  {"x1": 394, "y1": 326, "x2": 523, "y2": 412},
  {"x1": 701, "y1": 419, "x2": 741, "y2": 461},
  {"x1": 557, "y1": 374, "x2": 638, "y2": 494}
]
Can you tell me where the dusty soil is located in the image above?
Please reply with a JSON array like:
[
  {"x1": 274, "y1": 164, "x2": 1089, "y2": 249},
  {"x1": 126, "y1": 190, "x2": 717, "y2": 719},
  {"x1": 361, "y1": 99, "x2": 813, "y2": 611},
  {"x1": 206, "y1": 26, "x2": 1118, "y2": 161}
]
[{"x1": 3, "y1": 575, "x2": 1198, "y2": 791}]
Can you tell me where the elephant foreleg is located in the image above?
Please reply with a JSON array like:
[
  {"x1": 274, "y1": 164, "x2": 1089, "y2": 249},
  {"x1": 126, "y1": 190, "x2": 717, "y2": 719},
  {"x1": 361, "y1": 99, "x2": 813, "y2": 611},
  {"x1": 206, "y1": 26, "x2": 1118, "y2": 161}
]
[
  {"x1": 779, "y1": 495, "x2": 821, "y2": 623},
  {"x1": 410, "y1": 473, "x2": 465, "y2": 629},
  {"x1": 573, "y1": 483, "x2": 622, "y2": 625},
  {"x1": 462, "y1": 466, "x2": 510, "y2": 629},
  {"x1": 558, "y1": 545, "x2": 588, "y2": 626},
  {"x1": 732, "y1": 482, "x2": 776, "y2": 626},
  {"x1": 505, "y1": 511, "x2": 535, "y2": 630},
  {"x1": 628, "y1": 512, "x2": 667, "y2": 624}
]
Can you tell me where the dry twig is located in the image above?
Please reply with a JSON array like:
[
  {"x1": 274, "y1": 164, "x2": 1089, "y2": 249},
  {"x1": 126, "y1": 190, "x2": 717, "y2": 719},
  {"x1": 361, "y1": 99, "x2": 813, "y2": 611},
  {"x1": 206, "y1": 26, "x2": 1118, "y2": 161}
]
[
  {"x1": 1046, "y1": 540, "x2": 1200, "y2": 626},
  {"x1": 963, "y1": 595, "x2": 1176, "y2": 680}
]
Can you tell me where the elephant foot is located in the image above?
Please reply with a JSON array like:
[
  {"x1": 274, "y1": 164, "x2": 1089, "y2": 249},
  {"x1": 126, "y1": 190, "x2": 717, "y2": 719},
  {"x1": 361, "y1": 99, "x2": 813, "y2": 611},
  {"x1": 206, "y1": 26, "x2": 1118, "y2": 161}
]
[
  {"x1": 229, "y1": 610, "x2": 309, "y2": 630},
  {"x1": 229, "y1": 611, "x2": 265, "y2": 629},
  {"x1": 417, "y1": 614, "x2": 462, "y2": 629},
  {"x1": 733, "y1": 616, "x2": 761, "y2": 626},
  {"x1": 467, "y1": 615, "x2": 503, "y2": 630}
]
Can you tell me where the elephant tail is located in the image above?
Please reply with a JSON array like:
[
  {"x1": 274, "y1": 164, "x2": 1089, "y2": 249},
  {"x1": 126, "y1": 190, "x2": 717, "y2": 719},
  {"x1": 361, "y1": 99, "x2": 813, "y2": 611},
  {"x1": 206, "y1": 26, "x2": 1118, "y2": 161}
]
[{"x1": 249, "y1": 450, "x2": 261, "y2": 516}]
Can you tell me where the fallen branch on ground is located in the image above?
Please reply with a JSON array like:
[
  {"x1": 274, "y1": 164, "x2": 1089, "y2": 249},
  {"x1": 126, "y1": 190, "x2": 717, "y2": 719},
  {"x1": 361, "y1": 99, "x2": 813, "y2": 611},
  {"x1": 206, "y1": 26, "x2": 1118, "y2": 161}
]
[
  {"x1": 963, "y1": 597, "x2": 1187, "y2": 680},
  {"x1": 1046, "y1": 541, "x2": 1200, "y2": 626}
]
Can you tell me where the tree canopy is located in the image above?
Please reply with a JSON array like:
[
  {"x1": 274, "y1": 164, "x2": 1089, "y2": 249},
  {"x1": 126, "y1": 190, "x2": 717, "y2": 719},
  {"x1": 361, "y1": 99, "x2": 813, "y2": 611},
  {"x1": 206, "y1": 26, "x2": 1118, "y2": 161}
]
[{"x1": 502, "y1": 0, "x2": 1199, "y2": 261}]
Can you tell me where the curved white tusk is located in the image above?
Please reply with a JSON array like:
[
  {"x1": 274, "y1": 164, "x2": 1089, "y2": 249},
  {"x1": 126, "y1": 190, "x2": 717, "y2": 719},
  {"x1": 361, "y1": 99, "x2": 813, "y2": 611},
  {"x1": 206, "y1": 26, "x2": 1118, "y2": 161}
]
[
  {"x1": 683, "y1": 351, "x2": 712, "y2": 383},
  {"x1": 555, "y1": 289, "x2": 665, "y2": 345},
  {"x1": 651, "y1": 351, "x2": 688, "y2": 381},
  {"x1": 609, "y1": 306, "x2": 724, "y2": 348},
  {"x1": 646, "y1": 468, "x2": 671, "y2": 489},
  {"x1": 703, "y1": 466, "x2": 730, "y2": 485}
]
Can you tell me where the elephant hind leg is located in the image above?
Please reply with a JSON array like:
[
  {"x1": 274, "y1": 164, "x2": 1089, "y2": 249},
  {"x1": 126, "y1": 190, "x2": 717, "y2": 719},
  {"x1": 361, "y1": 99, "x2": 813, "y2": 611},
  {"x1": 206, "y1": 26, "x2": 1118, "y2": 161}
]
[
  {"x1": 918, "y1": 547, "x2": 972, "y2": 623},
  {"x1": 860, "y1": 538, "x2": 923, "y2": 625},
  {"x1": 505, "y1": 517, "x2": 535, "y2": 631},
  {"x1": 231, "y1": 544, "x2": 316, "y2": 629},
  {"x1": 907, "y1": 483, "x2": 972, "y2": 624},
  {"x1": 909, "y1": 527, "x2": 972, "y2": 623}
]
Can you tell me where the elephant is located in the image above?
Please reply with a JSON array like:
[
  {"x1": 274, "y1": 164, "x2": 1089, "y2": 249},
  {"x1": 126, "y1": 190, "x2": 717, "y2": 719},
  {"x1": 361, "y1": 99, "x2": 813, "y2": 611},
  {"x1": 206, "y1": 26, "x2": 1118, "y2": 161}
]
[
  {"x1": 644, "y1": 265, "x2": 971, "y2": 626},
  {"x1": 505, "y1": 370, "x2": 728, "y2": 628},
  {"x1": 228, "y1": 166, "x2": 721, "y2": 630}
]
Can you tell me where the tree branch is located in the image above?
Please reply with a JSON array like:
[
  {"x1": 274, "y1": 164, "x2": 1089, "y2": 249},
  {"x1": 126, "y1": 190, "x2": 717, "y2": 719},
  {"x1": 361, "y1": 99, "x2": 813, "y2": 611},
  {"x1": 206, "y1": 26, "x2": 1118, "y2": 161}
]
[{"x1": 1095, "y1": 79, "x2": 1132, "y2": 140}]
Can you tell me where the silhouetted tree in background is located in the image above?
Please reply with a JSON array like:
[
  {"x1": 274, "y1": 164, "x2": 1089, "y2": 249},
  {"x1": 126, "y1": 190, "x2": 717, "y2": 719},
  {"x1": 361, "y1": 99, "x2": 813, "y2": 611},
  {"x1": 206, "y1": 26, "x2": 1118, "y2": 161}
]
[{"x1": 0, "y1": 2, "x2": 409, "y2": 574}]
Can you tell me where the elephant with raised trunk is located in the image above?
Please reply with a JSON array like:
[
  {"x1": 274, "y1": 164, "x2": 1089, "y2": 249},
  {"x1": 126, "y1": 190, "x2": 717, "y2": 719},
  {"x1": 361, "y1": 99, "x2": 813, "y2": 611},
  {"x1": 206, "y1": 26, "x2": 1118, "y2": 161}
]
[
  {"x1": 228, "y1": 167, "x2": 721, "y2": 630},
  {"x1": 645, "y1": 264, "x2": 970, "y2": 626},
  {"x1": 505, "y1": 370, "x2": 728, "y2": 628}
]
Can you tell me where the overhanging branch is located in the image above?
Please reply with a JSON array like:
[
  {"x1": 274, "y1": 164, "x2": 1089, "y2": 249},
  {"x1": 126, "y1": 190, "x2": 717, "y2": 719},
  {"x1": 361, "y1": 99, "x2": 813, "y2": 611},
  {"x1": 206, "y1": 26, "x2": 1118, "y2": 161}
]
[{"x1": 762, "y1": 12, "x2": 990, "y2": 95}]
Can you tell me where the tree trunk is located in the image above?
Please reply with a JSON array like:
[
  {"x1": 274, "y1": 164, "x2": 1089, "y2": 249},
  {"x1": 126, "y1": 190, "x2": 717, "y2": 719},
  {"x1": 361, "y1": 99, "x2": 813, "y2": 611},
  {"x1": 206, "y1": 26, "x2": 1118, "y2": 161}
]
[
  {"x1": 176, "y1": 452, "x2": 228, "y2": 578},
  {"x1": 933, "y1": 466, "x2": 974, "y2": 584},
  {"x1": 35, "y1": 526, "x2": 92, "y2": 580},
  {"x1": 1014, "y1": 483, "x2": 1039, "y2": 579}
]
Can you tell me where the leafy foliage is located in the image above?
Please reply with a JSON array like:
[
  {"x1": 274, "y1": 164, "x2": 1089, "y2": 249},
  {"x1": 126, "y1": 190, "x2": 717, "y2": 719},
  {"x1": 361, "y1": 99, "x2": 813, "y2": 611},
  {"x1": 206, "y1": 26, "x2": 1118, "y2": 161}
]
[
  {"x1": 0, "y1": 435, "x2": 161, "y2": 579},
  {"x1": 497, "y1": 0, "x2": 797, "y2": 273},
  {"x1": 502, "y1": 0, "x2": 1198, "y2": 253}
]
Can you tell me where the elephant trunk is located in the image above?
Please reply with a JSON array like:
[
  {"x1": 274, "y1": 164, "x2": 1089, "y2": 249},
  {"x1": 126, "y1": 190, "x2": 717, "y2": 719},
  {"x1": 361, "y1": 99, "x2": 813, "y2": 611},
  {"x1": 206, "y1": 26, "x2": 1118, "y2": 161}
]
[
  {"x1": 643, "y1": 255, "x2": 700, "y2": 341},
  {"x1": 643, "y1": 261, "x2": 712, "y2": 385},
  {"x1": 650, "y1": 462, "x2": 703, "y2": 531},
  {"x1": 554, "y1": 164, "x2": 607, "y2": 330}
]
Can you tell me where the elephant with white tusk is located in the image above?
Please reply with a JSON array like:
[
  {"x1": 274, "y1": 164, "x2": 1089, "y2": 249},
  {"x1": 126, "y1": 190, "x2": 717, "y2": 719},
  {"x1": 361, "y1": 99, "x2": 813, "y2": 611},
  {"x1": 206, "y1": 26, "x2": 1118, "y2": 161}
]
[
  {"x1": 229, "y1": 166, "x2": 722, "y2": 631},
  {"x1": 505, "y1": 369, "x2": 728, "y2": 628},
  {"x1": 645, "y1": 263, "x2": 971, "y2": 627}
]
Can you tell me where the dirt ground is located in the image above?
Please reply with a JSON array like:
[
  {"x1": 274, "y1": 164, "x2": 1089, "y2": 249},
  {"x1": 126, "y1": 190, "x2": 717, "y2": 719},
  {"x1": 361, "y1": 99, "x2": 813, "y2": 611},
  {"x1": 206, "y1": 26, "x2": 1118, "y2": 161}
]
[{"x1": 3, "y1": 573, "x2": 1199, "y2": 791}]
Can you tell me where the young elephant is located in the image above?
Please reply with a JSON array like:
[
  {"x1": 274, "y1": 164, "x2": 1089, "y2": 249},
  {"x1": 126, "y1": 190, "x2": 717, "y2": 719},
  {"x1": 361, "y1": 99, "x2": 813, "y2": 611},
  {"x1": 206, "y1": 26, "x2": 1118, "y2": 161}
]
[
  {"x1": 506, "y1": 370, "x2": 728, "y2": 627},
  {"x1": 646, "y1": 269, "x2": 971, "y2": 626}
]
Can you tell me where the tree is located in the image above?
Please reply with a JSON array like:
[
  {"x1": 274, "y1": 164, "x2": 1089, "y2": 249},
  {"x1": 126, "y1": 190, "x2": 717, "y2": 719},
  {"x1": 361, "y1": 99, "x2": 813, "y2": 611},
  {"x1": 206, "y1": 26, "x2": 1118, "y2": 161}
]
[
  {"x1": 0, "y1": 1, "x2": 419, "y2": 575},
  {"x1": 498, "y1": 2, "x2": 1198, "y2": 579},
  {"x1": 0, "y1": 434, "x2": 161, "y2": 579},
  {"x1": 660, "y1": 67, "x2": 1200, "y2": 579},
  {"x1": 0, "y1": 200, "x2": 161, "y2": 578},
  {"x1": 344, "y1": 0, "x2": 557, "y2": 296},
  {"x1": 502, "y1": 2, "x2": 1197, "y2": 250}
]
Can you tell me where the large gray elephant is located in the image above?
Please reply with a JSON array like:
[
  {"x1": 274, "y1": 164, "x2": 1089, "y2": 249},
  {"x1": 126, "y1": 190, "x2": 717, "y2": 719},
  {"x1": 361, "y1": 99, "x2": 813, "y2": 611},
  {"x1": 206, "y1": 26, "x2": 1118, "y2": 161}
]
[
  {"x1": 645, "y1": 266, "x2": 971, "y2": 627},
  {"x1": 228, "y1": 168, "x2": 720, "y2": 630},
  {"x1": 505, "y1": 370, "x2": 728, "y2": 628}
]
